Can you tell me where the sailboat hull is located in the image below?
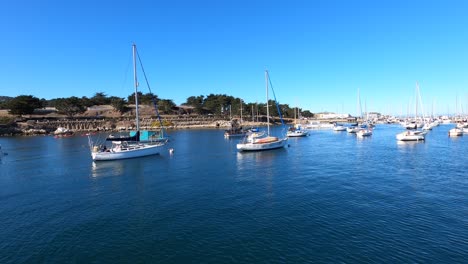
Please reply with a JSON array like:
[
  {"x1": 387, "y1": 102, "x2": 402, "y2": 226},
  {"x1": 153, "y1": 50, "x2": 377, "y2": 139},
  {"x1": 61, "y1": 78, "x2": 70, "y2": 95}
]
[
  {"x1": 236, "y1": 138, "x2": 288, "y2": 151},
  {"x1": 92, "y1": 143, "x2": 163, "y2": 161},
  {"x1": 287, "y1": 130, "x2": 309, "y2": 137},
  {"x1": 396, "y1": 131, "x2": 425, "y2": 141}
]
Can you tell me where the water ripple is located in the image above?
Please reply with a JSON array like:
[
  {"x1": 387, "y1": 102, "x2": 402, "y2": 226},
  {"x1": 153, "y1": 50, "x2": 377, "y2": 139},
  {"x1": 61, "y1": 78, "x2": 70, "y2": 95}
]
[{"x1": 1, "y1": 126, "x2": 467, "y2": 263}]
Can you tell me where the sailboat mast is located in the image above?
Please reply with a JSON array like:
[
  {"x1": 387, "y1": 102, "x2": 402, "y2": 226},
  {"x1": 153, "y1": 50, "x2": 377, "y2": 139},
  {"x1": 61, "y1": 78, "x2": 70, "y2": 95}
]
[
  {"x1": 240, "y1": 99, "x2": 243, "y2": 123},
  {"x1": 415, "y1": 82, "x2": 418, "y2": 121},
  {"x1": 416, "y1": 82, "x2": 426, "y2": 124},
  {"x1": 294, "y1": 107, "x2": 296, "y2": 124},
  {"x1": 251, "y1": 105, "x2": 254, "y2": 122},
  {"x1": 358, "y1": 88, "x2": 362, "y2": 121},
  {"x1": 132, "y1": 43, "x2": 140, "y2": 131},
  {"x1": 265, "y1": 70, "x2": 270, "y2": 136}
]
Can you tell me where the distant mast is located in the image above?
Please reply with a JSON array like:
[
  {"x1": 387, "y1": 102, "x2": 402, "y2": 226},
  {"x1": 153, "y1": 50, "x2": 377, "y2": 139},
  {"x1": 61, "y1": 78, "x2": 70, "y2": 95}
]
[
  {"x1": 265, "y1": 70, "x2": 270, "y2": 136},
  {"x1": 360, "y1": 91, "x2": 363, "y2": 120},
  {"x1": 240, "y1": 99, "x2": 243, "y2": 123},
  {"x1": 251, "y1": 105, "x2": 254, "y2": 122},
  {"x1": 133, "y1": 43, "x2": 140, "y2": 131},
  {"x1": 415, "y1": 82, "x2": 418, "y2": 121}
]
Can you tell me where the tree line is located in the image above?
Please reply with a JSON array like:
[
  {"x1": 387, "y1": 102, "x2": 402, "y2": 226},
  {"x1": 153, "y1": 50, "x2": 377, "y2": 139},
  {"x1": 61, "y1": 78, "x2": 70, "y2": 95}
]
[{"x1": 0, "y1": 93, "x2": 314, "y2": 119}]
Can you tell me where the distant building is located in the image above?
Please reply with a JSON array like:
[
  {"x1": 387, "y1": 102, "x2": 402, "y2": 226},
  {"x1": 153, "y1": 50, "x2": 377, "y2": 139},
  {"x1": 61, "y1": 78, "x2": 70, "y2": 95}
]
[
  {"x1": 316, "y1": 112, "x2": 350, "y2": 119},
  {"x1": 363, "y1": 112, "x2": 381, "y2": 119}
]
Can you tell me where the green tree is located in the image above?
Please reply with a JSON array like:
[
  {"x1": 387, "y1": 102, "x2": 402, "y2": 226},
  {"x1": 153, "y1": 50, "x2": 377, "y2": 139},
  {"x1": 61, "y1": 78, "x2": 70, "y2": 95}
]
[
  {"x1": 203, "y1": 94, "x2": 221, "y2": 115},
  {"x1": 244, "y1": 102, "x2": 256, "y2": 120},
  {"x1": 157, "y1": 99, "x2": 176, "y2": 114},
  {"x1": 301, "y1": 110, "x2": 314, "y2": 118},
  {"x1": 91, "y1": 92, "x2": 110, "y2": 105},
  {"x1": 6, "y1": 95, "x2": 43, "y2": 116},
  {"x1": 203, "y1": 94, "x2": 237, "y2": 116},
  {"x1": 81, "y1": 96, "x2": 93, "y2": 107},
  {"x1": 110, "y1": 97, "x2": 127, "y2": 113},
  {"x1": 54, "y1": 97, "x2": 87, "y2": 117},
  {"x1": 127, "y1": 92, "x2": 157, "y2": 105},
  {"x1": 40, "y1": 98, "x2": 48, "y2": 108},
  {"x1": 184, "y1": 95, "x2": 204, "y2": 114},
  {"x1": 0, "y1": 96, "x2": 13, "y2": 110}
]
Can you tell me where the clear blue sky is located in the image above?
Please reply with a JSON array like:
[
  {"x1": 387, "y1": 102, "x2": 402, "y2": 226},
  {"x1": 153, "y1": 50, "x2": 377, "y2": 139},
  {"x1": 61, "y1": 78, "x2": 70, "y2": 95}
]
[{"x1": 1, "y1": 0, "x2": 467, "y2": 116}]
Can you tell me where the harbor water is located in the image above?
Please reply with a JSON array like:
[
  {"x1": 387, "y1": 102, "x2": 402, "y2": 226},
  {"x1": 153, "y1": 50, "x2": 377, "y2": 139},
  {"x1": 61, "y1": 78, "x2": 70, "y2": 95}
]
[{"x1": 0, "y1": 124, "x2": 467, "y2": 263}]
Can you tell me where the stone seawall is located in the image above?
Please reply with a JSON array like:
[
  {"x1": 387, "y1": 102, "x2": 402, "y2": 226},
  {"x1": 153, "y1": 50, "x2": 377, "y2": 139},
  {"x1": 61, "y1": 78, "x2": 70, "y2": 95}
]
[
  {"x1": 1, "y1": 117, "x2": 274, "y2": 136},
  {"x1": 1, "y1": 116, "x2": 356, "y2": 136}
]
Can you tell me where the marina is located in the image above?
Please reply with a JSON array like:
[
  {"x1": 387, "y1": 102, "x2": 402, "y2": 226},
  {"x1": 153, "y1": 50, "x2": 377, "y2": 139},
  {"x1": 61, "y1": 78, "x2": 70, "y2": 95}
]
[
  {"x1": 1, "y1": 124, "x2": 467, "y2": 262},
  {"x1": 2, "y1": 1, "x2": 468, "y2": 262}
]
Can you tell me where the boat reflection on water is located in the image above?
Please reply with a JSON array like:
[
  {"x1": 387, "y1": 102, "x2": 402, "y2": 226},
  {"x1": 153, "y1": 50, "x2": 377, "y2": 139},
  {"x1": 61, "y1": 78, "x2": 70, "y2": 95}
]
[
  {"x1": 235, "y1": 150, "x2": 287, "y2": 200},
  {"x1": 396, "y1": 140, "x2": 425, "y2": 149},
  {"x1": 356, "y1": 134, "x2": 373, "y2": 141},
  {"x1": 91, "y1": 161, "x2": 125, "y2": 178},
  {"x1": 236, "y1": 147, "x2": 287, "y2": 170}
]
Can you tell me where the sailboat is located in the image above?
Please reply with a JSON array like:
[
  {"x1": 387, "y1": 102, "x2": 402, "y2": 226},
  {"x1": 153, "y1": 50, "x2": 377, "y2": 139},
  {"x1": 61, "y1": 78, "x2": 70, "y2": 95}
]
[
  {"x1": 448, "y1": 126, "x2": 463, "y2": 137},
  {"x1": 224, "y1": 99, "x2": 248, "y2": 138},
  {"x1": 237, "y1": 70, "x2": 288, "y2": 151},
  {"x1": 357, "y1": 100, "x2": 372, "y2": 137},
  {"x1": 88, "y1": 43, "x2": 168, "y2": 161},
  {"x1": 224, "y1": 118, "x2": 247, "y2": 138},
  {"x1": 396, "y1": 82, "x2": 426, "y2": 141},
  {"x1": 448, "y1": 96, "x2": 464, "y2": 137},
  {"x1": 287, "y1": 107, "x2": 308, "y2": 137}
]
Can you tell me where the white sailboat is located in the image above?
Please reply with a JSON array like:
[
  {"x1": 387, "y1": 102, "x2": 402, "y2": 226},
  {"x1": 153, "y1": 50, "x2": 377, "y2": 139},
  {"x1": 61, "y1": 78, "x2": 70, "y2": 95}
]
[
  {"x1": 397, "y1": 82, "x2": 426, "y2": 141},
  {"x1": 448, "y1": 97, "x2": 465, "y2": 137},
  {"x1": 287, "y1": 124, "x2": 309, "y2": 137},
  {"x1": 448, "y1": 127, "x2": 463, "y2": 137},
  {"x1": 357, "y1": 127, "x2": 372, "y2": 137},
  {"x1": 287, "y1": 107, "x2": 308, "y2": 137},
  {"x1": 357, "y1": 100, "x2": 373, "y2": 137},
  {"x1": 346, "y1": 125, "x2": 361, "y2": 133},
  {"x1": 333, "y1": 123, "x2": 347, "y2": 131},
  {"x1": 348, "y1": 88, "x2": 368, "y2": 134},
  {"x1": 237, "y1": 70, "x2": 288, "y2": 151},
  {"x1": 396, "y1": 130, "x2": 425, "y2": 141},
  {"x1": 89, "y1": 44, "x2": 168, "y2": 161}
]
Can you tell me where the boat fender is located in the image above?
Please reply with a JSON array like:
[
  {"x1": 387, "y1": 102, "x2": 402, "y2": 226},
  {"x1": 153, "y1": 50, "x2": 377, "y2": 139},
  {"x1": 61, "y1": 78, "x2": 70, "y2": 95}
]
[{"x1": 169, "y1": 148, "x2": 174, "y2": 155}]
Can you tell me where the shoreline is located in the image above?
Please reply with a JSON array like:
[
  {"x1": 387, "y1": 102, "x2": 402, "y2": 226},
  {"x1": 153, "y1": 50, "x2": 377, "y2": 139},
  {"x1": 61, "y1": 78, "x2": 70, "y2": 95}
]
[
  {"x1": 0, "y1": 108, "x2": 364, "y2": 137},
  {"x1": 0, "y1": 118, "x2": 277, "y2": 137},
  {"x1": 0, "y1": 116, "x2": 361, "y2": 137}
]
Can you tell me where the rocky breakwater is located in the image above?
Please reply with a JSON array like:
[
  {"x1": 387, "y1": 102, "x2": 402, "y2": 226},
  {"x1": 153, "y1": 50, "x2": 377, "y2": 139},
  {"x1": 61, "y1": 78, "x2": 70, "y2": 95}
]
[
  {"x1": 0, "y1": 114, "x2": 275, "y2": 137},
  {"x1": 163, "y1": 116, "x2": 230, "y2": 129},
  {"x1": 3, "y1": 118, "x2": 109, "y2": 136}
]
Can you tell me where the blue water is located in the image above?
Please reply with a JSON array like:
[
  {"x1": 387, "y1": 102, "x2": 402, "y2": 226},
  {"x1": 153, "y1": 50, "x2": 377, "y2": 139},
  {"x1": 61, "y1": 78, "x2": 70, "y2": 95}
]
[{"x1": 1, "y1": 125, "x2": 467, "y2": 263}]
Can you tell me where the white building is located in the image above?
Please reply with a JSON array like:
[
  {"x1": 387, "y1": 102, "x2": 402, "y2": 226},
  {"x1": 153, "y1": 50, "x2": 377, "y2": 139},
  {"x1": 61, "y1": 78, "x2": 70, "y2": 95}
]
[{"x1": 316, "y1": 112, "x2": 350, "y2": 119}]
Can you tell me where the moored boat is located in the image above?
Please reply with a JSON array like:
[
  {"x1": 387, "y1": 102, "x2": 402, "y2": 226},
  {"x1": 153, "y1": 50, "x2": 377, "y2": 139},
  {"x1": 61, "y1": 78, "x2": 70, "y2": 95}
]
[
  {"x1": 287, "y1": 124, "x2": 309, "y2": 137},
  {"x1": 346, "y1": 125, "x2": 361, "y2": 133},
  {"x1": 237, "y1": 70, "x2": 288, "y2": 151},
  {"x1": 448, "y1": 127, "x2": 463, "y2": 137},
  {"x1": 54, "y1": 127, "x2": 74, "y2": 137},
  {"x1": 224, "y1": 119, "x2": 248, "y2": 138},
  {"x1": 396, "y1": 130, "x2": 425, "y2": 141},
  {"x1": 333, "y1": 123, "x2": 347, "y2": 131},
  {"x1": 88, "y1": 43, "x2": 168, "y2": 161},
  {"x1": 357, "y1": 128, "x2": 372, "y2": 137}
]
